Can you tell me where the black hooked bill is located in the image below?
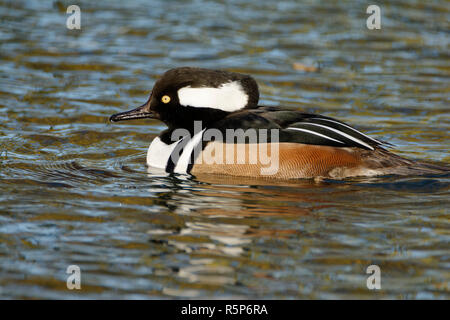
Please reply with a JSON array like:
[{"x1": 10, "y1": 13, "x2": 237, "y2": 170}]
[{"x1": 109, "y1": 101, "x2": 154, "y2": 122}]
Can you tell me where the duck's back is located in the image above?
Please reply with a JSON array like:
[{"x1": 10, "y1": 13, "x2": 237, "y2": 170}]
[{"x1": 187, "y1": 107, "x2": 449, "y2": 179}]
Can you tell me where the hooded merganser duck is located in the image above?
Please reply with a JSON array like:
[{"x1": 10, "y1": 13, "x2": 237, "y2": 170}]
[{"x1": 110, "y1": 67, "x2": 448, "y2": 179}]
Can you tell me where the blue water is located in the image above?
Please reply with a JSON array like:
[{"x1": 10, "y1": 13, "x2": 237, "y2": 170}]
[{"x1": 0, "y1": 0, "x2": 449, "y2": 299}]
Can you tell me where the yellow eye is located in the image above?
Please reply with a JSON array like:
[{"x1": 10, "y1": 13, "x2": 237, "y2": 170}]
[{"x1": 161, "y1": 95, "x2": 171, "y2": 104}]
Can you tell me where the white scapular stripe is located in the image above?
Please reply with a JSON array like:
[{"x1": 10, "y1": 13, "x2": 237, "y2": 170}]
[
  {"x1": 299, "y1": 122, "x2": 374, "y2": 150},
  {"x1": 147, "y1": 137, "x2": 181, "y2": 169},
  {"x1": 287, "y1": 127, "x2": 345, "y2": 144},
  {"x1": 174, "y1": 129, "x2": 206, "y2": 174},
  {"x1": 312, "y1": 118, "x2": 383, "y2": 144},
  {"x1": 177, "y1": 81, "x2": 248, "y2": 112}
]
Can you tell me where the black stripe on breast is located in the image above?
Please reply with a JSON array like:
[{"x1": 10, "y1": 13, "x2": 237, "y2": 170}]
[
  {"x1": 186, "y1": 135, "x2": 210, "y2": 174},
  {"x1": 165, "y1": 138, "x2": 187, "y2": 173}
]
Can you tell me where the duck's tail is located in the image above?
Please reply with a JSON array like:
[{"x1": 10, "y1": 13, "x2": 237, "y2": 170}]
[{"x1": 362, "y1": 148, "x2": 449, "y2": 176}]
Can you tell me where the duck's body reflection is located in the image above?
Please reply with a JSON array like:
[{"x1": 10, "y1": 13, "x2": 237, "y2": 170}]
[{"x1": 145, "y1": 169, "x2": 341, "y2": 298}]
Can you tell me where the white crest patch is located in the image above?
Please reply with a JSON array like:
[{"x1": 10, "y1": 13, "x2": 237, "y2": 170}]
[{"x1": 177, "y1": 81, "x2": 248, "y2": 112}]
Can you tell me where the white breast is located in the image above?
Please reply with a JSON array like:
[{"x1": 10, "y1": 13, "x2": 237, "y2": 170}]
[
  {"x1": 146, "y1": 129, "x2": 206, "y2": 174},
  {"x1": 146, "y1": 137, "x2": 181, "y2": 169}
]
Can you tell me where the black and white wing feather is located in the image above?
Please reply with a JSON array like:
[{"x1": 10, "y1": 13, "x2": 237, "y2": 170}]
[
  {"x1": 217, "y1": 108, "x2": 388, "y2": 150},
  {"x1": 285, "y1": 116, "x2": 385, "y2": 150}
]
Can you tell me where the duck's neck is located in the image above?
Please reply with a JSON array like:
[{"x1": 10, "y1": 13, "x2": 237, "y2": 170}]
[{"x1": 159, "y1": 122, "x2": 205, "y2": 145}]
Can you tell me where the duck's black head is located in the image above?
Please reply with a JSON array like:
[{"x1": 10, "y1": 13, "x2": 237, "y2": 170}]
[{"x1": 110, "y1": 67, "x2": 259, "y2": 129}]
